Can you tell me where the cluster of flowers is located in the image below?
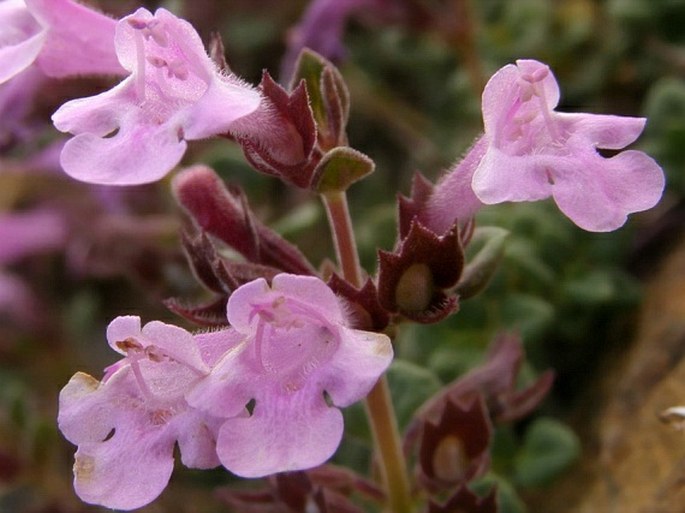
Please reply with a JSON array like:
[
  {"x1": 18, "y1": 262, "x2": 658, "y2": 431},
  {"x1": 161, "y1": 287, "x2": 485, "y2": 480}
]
[
  {"x1": 1, "y1": 0, "x2": 666, "y2": 510},
  {"x1": 59, "y1": 274, "x2": 392, "y2": 510}
]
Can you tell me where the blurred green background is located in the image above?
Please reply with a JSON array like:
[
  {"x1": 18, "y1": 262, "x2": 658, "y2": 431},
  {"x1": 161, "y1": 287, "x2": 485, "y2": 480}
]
[{"x1": 1, "y1": 0, "x2": 683, "y2": 511}]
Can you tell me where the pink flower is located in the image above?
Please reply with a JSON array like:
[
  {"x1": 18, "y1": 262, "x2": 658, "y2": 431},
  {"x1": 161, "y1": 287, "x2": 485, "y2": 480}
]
[
  {"x1": 58, "y1": 316, "x2": 240, "y2": 510},
  {"x1": 187, "y1": 274, "x2": 393, "y2": 478},
  {"x1": 0, "y1": 0, "x2": 124, "y2": 84},
  {"x1": 472, "y1": 59, "x2": 664, "y2": 232},
  {"x1": 52, "y1": 7, "x2": 262, "y2": 185}
]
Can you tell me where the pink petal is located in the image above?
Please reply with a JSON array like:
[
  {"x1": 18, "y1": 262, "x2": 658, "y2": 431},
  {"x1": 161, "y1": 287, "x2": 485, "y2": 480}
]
[
  {"x1": 557, "y1": 112, "x2": 646, "y2": 149},
  {"x1": 142, "y1": 320, "x2": 207, "y2": 373},
  {"x1": 322, "y1": 327, "x2": 392, "y2": 408},
  {"x1": 58, "y1": 371, "x2": 125, "y2": 446},
  {"x1": 216, "y1": 382, "x2": 343, "y2": 477},
  {"x1": 226, "y1": 277, "x2": 271, "y2": 333},
  {"x1": 58, "y1": 114, "x2": 187, "y2": 185},
  {"x1": 552, "y1": 148, "x2": 665, "y2": 232},
  {"x1": 106, "y1": 316, "x2": 142, "y2": 355},
  {"x1": 185, "y1": 346, "x2": 255, "y2": 419},
  {"x1": 194, "y1": 328, "x2": 245, "y2": 366},
  {"x1": 481, "y1": 63, "x2": 520, "y2": 137},
  {"x1": 0, "y1": 0, "x2": 44, "y2": 84},
  {"x1": 72, "y1": 425, "x2": 175, "y2": 510},
  {"x1": 27, "y1": 0, "x2": 124, "y2": 77},
  {"x1": 52, "y1": 83, "x2": 129, "y2": 136},
  {"x1": 272, "y1": 273, "x2": 345, "y2": 324},
  {"x1": 472, "y1": 146, "x2": 552, "y2": 203},
  {"x1": 176, "y1": 415, "x2": 221, "y2": 469},
  {"x1": 0, "y1": 31, "x2": 45, "y2": 84},
  {"x1": 183, "y1": 76, "x2": 262, "y2": 139}
]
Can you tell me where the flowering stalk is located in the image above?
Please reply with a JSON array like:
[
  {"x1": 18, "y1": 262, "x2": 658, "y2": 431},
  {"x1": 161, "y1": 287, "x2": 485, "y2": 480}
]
[{"x1": 321, "y1": 189, "x2": 413, "y2": 513}]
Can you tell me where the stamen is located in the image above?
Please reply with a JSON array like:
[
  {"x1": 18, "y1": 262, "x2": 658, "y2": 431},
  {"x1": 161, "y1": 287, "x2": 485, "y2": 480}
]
[
  {"x1": 168, "y1": 60, "x2": 189, "y2": 80},
  {"x1": 147, "y1": 56, "x2": 167, "y2": 68},
  {"x1": 127, "y1": 17, "x2": 148, "y2": 30},
  {"x1": 253, "y1": 320, "x2": 268, "y2": 372},
  {"x1": 133, "y1": 31, "x2": 147, "y2": 100},
  {"x1": 144, "y1": 345, "x2": 166, "y2": 363},
  {"x1": 129, "y1": 357, "x2": 158, "y2": 404},
  {"x1": 150, "y1": 408, "x2": 174, "y2": 426},
  {"x1": 545, "y1": 169, "x2": 555, "y2": 185},
  {"x1": 146, "y1": 19, "x2": 169, "y2": 47},
  {"x1": 535, "y1": 89, "x2": 562, "y2": 141},
  {"x1": 116, "y1": 337, "x2": 143, "y2": 353}
]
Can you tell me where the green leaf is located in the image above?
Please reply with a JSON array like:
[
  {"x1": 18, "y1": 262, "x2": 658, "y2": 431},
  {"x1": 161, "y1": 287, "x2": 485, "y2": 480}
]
[
  {"x1": 472, "y1": 473, "x2": 527, "y2": 513},
  {"x1": 386, "y1": 359, "x2": 442, "y2": 431},
  {"x1": 313, "y1": 147, "x2": 375, "y2": 193},
  {"x1": 513, "y1": 417, "x2": 581, "y2": 487},
  {"x1": 457, "y1": 226, "x2": 510, "y2": 299},
  {"x1": 501, "y1": 293, "x2": 555, "y2": 342}
]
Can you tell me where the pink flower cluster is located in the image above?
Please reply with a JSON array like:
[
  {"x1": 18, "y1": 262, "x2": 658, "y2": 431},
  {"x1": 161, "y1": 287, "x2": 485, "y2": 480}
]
[
  {"x1": 8, "y1": 1, "x2": 661, "y2": 510},
  {"x1": 58, "y1": 274, "x2": 392, "y2": 510}
]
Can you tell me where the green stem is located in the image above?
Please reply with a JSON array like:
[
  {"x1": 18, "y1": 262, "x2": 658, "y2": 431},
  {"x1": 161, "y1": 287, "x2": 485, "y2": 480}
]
[
  {"x1": 322, "y1": 191, "x2": 363, "y2": 288},
  {"x1": 364, "y1": 376, "x2": 414, "y2": 513},
  {"x1": 321, "y1": 190, "x2": 413, "y2": 513}
]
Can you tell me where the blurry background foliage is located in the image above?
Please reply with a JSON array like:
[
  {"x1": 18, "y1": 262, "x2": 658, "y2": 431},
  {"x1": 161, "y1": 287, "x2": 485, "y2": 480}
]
[{"x1": 1, "y1": 0, "x2": 683, "y2": 512}]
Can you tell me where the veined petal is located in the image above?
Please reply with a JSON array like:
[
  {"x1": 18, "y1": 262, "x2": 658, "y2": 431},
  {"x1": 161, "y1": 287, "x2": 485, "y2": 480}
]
[{"x1": 216, "y1": 382, "x2": 343, "y2": 477}]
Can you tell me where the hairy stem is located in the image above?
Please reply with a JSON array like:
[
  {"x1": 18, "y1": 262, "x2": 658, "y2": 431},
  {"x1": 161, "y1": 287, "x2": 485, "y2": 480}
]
[
  {"x1": 322, "y1": 191, "x2": 362, "y2": 288},
  {"x1": 321, "y1": 190, "x2": 413, "y2": 513}
]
